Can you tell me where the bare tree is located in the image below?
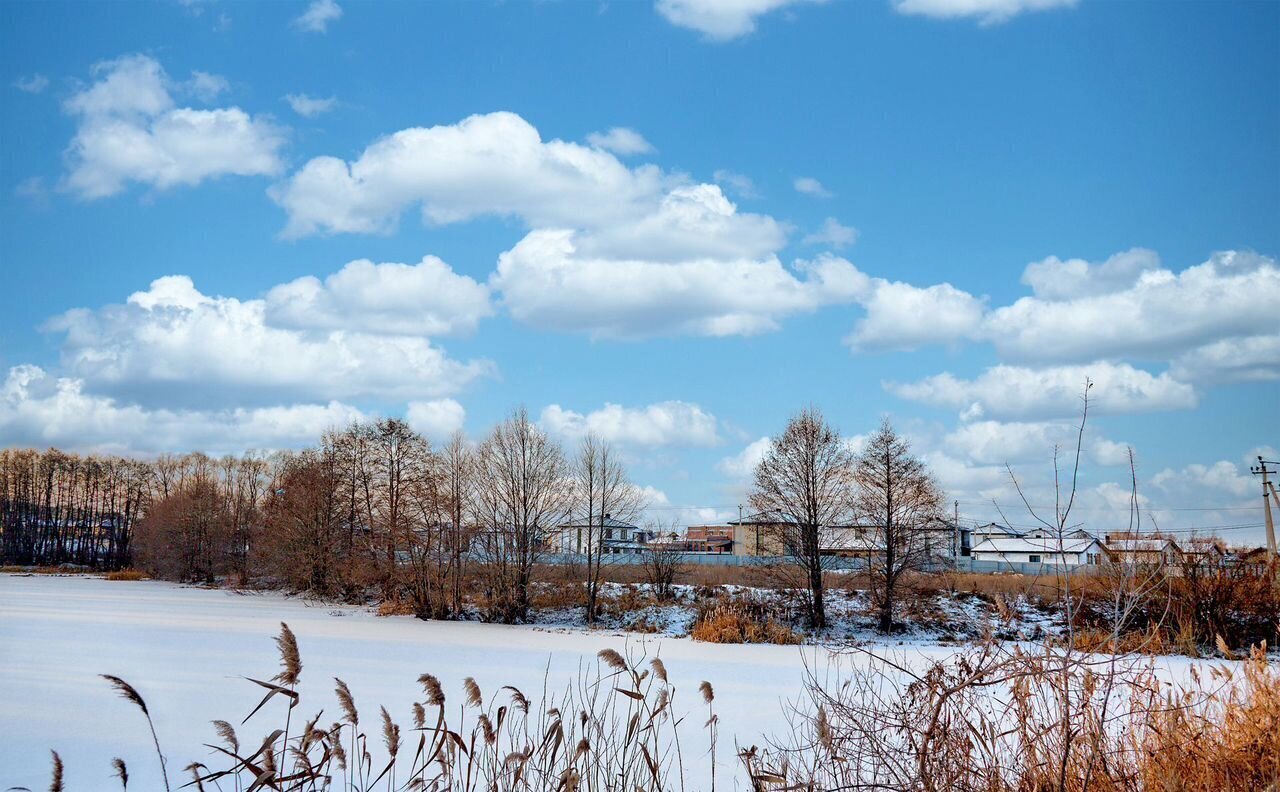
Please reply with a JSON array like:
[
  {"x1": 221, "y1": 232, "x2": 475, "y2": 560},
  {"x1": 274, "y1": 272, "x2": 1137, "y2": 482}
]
[
  {"x1": 641, "y1": 520, "x2": 686, "y2": 601},
  {"x1": 750, "y1": 407, "x2": 856, "y2": 631},
  {"x1": 572, "y1": 434, "x2": 644, "y2": 625},
  {"x1": 438, "y1": 431, "x2": 475, "y2": 618},
  {"x1": 472, "y1": 409, "x2": 571, "y2": 623},
  {"x1": 853, "y1": 419, "x2": 944, "y2": 633},
  {"x1": 258, "y1": 448, "x2": 345, "y2": 594}
]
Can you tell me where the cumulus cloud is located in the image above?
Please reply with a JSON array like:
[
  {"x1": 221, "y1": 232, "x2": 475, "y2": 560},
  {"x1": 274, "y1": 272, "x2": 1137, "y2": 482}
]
[
  {"x1": 655, "y1": 0, "x2": 822, "y2": 40},
  {"x1": 717, "y1": 436, "x2": 771, "y2": 479},
  {"x1": 892, "y1": 0, "x2": 1076, "y2": 25},
  {"x1": 1020, "y1": 248, "x2": 1161, "y2": 300},
  {"x1": 0, "y1": 364, "x2": 368, "y2": 455},
  {"x1": 63, "y1": 54, "x2": 284, "y2": 199},
  {"x1": 887, "y1": 362, "x2": 1197, "y2": 421},
  {"x1": 712, "y1": 169, "x2": 760, "y2": 199},
  {"x1": 285, "y1": 93, "x2": 337, "y2": 117},
  {"x1": 570, "y1": 183, "x2": 786, "y2": 262},
  {"x1": 14, "y1": 74, "x2": 50, "y2": 94},
  {"x1": 847, "y1": 279, "x2": 986, "y2": 351},
  {"x1": 46, "y1": 274, "x2": 493, "y2": 407},
  {"x1": 586, "y1": 127, "x2": 654, "y2": 155},
  {"x1": 847, "y1": 249, "x2": 1279, "y2": 385},
  {"x1": 985, "y1": 250, "x2": 1280, "y2": 365},
  {"x1": 802, "y1": 217, "x2": 858, "y2": 249},
  {"x1": 1169, "y1": 334, "x2": 1280, "y2": 384},
  {"x1": 293, "y1": 0, "x2": 342, "y2": 32},
  {"x1": 793, "y1": 176, "x2": 833, "y2": 197},
  {"x1": 265, "y1": 256, "x2": 493, "y2": 336},
  {"x1": 493, "y1": 233, "x2": 867, "y2": 338},
  {"x1": 406, "y1": 399, "x2": 466, "y2": 442},
  {"x1": 539, "y1": 401, "x2": 721, "y2": 447},
  {"x1": 271, "y1": 111, "x2": 666, "y2": 237}
]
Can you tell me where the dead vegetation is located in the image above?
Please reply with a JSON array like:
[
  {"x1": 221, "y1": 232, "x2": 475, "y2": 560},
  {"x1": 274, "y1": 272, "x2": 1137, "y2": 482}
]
[{"x1": 46, "y1": 619, "x2": 1280, "y2": 791}]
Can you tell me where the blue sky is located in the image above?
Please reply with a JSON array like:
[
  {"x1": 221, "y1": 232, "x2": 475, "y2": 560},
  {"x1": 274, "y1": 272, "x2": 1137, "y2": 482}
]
[{"x1": 1, "y1": 0, "x2": 1277, "y2": 542}]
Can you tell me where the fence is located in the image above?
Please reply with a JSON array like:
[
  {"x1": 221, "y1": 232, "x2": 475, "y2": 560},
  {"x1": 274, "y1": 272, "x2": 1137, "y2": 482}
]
[{"x1": 535, "y1": 551, "x2": 1099, "y2": 576}]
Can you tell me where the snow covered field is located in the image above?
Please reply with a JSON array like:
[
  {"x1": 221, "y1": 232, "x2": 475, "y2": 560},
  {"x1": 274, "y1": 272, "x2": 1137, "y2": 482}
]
[{"x1": 0, "y1": 573, "x2": 1219, "y2": 791}]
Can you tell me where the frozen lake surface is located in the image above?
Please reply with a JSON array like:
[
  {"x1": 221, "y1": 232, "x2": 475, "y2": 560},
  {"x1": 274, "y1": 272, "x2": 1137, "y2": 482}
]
[{"x1": 0, "y1": 573, "x2": 1219, "y2": 791}]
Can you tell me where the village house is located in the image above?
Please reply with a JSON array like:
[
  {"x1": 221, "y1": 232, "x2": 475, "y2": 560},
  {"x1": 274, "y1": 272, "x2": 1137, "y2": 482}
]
[
  {"x1": 1103, "y1": 534, "x2": 1182, "y2": 567},
  {"x1": 551, "y1": 514, "x2": 654, "y2": 556},
  {"x1": 970, "y1": 534, "x2": 1108, "y2": 568}
]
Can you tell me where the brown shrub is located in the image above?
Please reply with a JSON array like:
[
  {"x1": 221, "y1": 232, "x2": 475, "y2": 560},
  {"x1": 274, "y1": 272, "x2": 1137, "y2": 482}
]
[
  {"x1": 105, "y1": 569, "x2": 146, "y2": 581},
  {"x1": 690, "y1": 601, "x2": 802, "y2": 645}
]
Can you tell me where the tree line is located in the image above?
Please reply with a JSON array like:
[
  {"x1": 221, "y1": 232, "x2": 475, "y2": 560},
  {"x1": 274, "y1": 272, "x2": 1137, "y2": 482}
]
[{"x1": 1, "y1": 407, "x2": 946, "y2": 631}]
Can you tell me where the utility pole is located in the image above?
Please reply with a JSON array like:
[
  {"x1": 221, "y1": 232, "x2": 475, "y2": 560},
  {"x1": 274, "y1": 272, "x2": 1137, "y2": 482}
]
[
  {"x1": 1251, "y1": 457, "x2": 1278, "y2": 562},
  {"x1": 953, "y1": 500, "x2": 959, "y2": 561}
]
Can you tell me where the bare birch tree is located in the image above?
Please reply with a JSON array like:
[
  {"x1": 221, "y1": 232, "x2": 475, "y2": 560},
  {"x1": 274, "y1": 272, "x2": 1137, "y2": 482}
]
[
  {"x1": 750, "y1": 407, "x2": 855, "y2": 631},
  {"x1": 572, "y1": 434, "x2": 644, "y2": 625},
  {"x1": 473, "y1": 409, "x2": 570, "y2": 623},
  {"x1": 853, "y1": 419, "x2": 944, "y2": 633}
]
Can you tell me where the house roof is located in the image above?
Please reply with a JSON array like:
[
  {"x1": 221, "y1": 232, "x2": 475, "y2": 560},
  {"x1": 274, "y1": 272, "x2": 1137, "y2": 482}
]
[
  {"x1": 971, "y1": 536, "x2": 1102, "y2": 555},
  {"x1": 558, "y1": 515, "x2": 639, "y2": 530},
  {"x1": 1105, "y1": 537, "x2": 1179, "y2": 553},
  {"x1": 971, "y1": 522, "x2": 1025, "y2": 537}
]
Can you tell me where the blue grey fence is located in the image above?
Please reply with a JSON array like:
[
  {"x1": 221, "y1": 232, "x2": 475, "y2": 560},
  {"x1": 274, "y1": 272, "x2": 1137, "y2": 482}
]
[{"x1": 533, "y1": 552, "x2": 1098, "y2": 576}]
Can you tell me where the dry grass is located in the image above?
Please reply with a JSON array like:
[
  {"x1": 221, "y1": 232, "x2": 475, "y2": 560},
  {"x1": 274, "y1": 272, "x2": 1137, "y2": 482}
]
[
  {"x1": 60, "y1": 621, "x2": 1280, "y2": 792},
  {"x1": 690, "y1": 600, "x2": 802, "y2": 644},
  {"x1": 374, "y1": 597, "x2": 415, "y2": 617},
  {"x1": 104, "y1": 569, "x2": 146, "y2": 581}
]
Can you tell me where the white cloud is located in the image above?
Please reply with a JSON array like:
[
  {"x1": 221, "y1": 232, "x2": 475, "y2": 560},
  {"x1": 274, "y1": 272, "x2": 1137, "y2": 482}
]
[
  {"x1": 14, "y1": 74, "x2": 49, "y2": 94},
  {"x1": 406, "y1": 399, "x2": 466, "y2": 443},
  {"x1": 986, "y1": 251, "x2": 1280, "y2": 366},
  {"x1": 793, "y1": 176, "x2": 833, "y2": 197},
  {"x1": 1169, "y1": 334, "x2": 1280, "y2": 384},
  {"x1": 712, "y1": 169, "x2": 760, "y2": 199},
  {"x1": 293, "y1": 0, "x2": 342, "y2": 32},
  {"x1": 944, "y1": 420, "x2": 1080, "y2": 465},
  {"x1": 63, "y1": 54, "x2": 284, "y2": 199},
  {"x1": 716, "y1": 436, "x2": 771, "y2": 479},
  {"x1": 539, "y1": 401, "x2": 721, "y2": 447},
  {"x1": 1091, "y1": 437, "x2": 1133, "y2": 467},
  {"x1": 1021, "y1": 248, "x2": 1161, "y2": 300},
  {"x1": 847, "y1": 279, "x2": 986, "y2": 351},
  {"x1": 285, "y1": 93, "x2": 337, "y2": 118},
  {"x1": 1152, "y1": 460, "x2": 1253, "y2": 500},
  {"x1": 272, "y1": 111, "x2": 666, "y2": 237},
  {"x1": 185, "y1": 71, "x2": 229, "y2": 101},
  {"x1": 892, "y1": 0, "x2": 1076, "y2": 25},
  {"x1": 0, "y1": 364, "x2": 368, "y2": 456},
  {"x1": 655, "y1": 0, "x2": 821, "y2": 40},
  {"x1": 586, "y1": 127, "x2": 654, "y2": 155},
  {"x1": 570, "y1": 183, "x2": 786, "y2": 262},
  {"x1": 802, "y1": 217, "x2": 858, "y2": 249},
  {"x1": 841, "y1": 249, "x2": 1280, "y2": 385},
  {"x1": 493, "y1": 233, "x2": 866, "y2": 338},
  {"x1": 887, "y1": 362, "x2": 1198, "y2": 421},
  {"x1": 265, "y1": 256, "x2": 493, "y2": 336},
  {"x1": 46, "y1": 274, "x2": 493, "y2": 407}
]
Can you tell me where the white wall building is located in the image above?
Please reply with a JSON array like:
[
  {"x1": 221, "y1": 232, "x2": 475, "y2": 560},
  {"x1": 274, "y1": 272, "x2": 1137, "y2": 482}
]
[{"x1": 970, "y1": 535, "x2": 1108, "y2": 568}]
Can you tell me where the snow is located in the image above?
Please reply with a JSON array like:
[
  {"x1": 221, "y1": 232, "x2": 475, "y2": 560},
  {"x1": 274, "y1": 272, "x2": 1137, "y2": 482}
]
[{"x1": 0, "y1": 573, "x2": 1226, "y2": 791}]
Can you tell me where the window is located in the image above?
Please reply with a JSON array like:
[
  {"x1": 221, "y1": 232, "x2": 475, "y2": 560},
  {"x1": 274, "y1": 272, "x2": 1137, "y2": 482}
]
[{"x1": 1028, "y1": 554, "x2": 1042, "y2": 563}]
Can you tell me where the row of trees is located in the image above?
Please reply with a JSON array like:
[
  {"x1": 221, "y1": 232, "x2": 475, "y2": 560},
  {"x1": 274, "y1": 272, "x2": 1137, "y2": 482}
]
[
  {"x1": 2, "y1": 406, "x2": 945, "y2": 633},
  {"x1": 751, "y1": 410, "x2": 944, "y2": 631},
  {"x1": 0, "y1": 448, "x2": 153, "y2": 568},
  {"x1": 128, "y1": 410, "x2": 644, "y2": 625}
]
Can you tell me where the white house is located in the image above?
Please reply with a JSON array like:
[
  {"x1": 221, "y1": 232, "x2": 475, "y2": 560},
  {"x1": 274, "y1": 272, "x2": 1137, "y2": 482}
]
[
  {"x1": 970, "y1": 535, "x2": 1108, "y2": 568},
  {"x1": 551, "y1": 514, "x2": 653, "y2": 555}
]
